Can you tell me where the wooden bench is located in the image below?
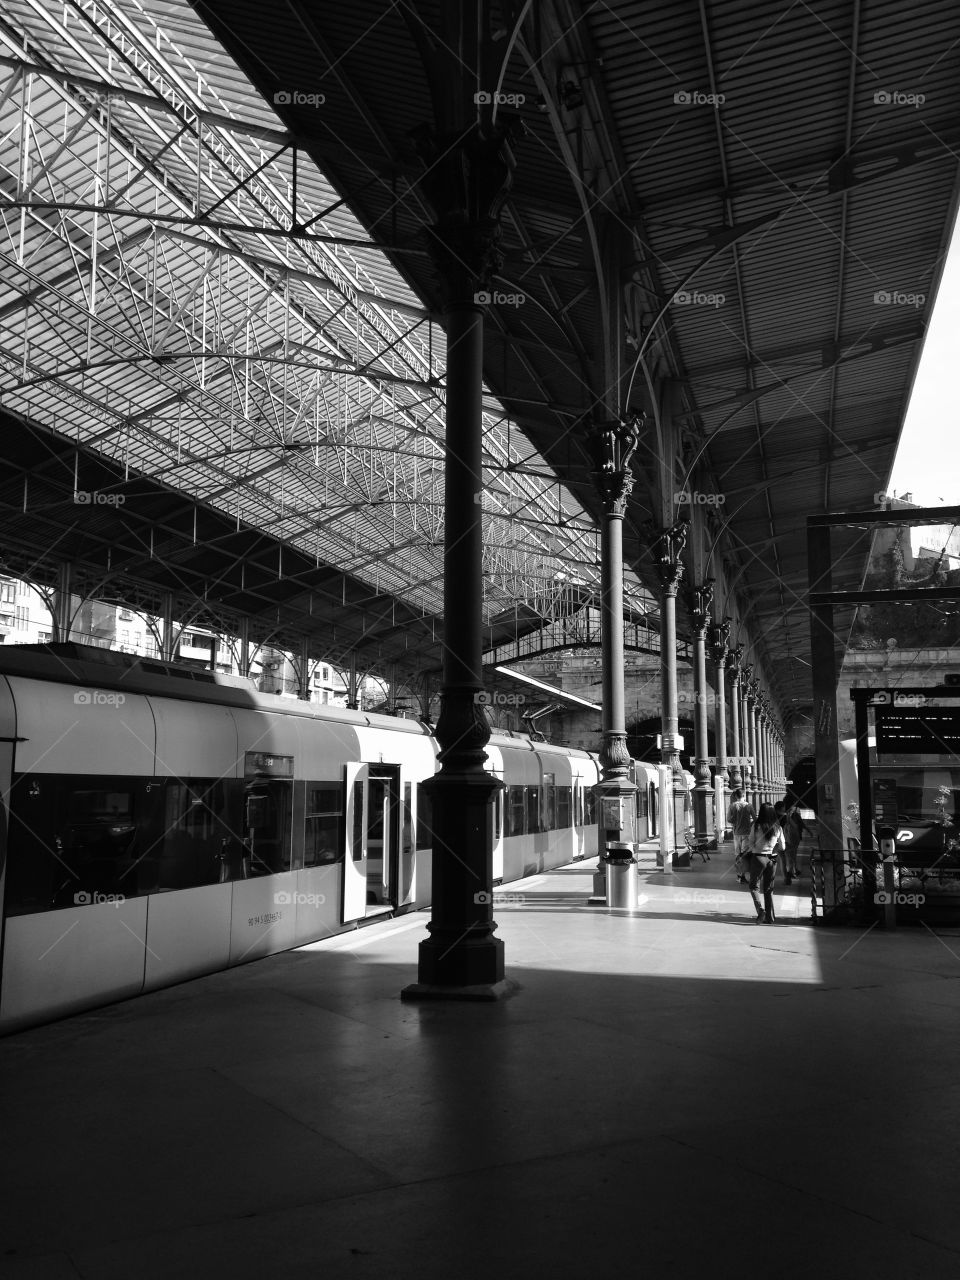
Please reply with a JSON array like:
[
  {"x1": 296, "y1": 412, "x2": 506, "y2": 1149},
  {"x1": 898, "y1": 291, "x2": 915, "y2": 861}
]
[{"x1": 683, "y1": 830, "x2": 712, "y2": 862}]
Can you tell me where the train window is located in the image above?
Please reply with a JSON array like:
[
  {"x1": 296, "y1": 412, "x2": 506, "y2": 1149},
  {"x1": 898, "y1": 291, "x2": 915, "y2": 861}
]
[
  {"x1": 304, "y1": 783, "x2": 343, "y2": 866},
  {"x1": 67, "y1": 789, "x2": 134, "y2": 824},
  {"x1": 584, "y1": 787, "x2": 597, "y2": 826},
  {"x1": 351, "y1": 779, "x2": 365, "y2": 861},
  {"x1": 60, "y1": 782, "x2": 139, "y2": 903},
  {"x1": 416, "y1": 783, "x2": 433, "y2": 850},
  {"x1": 403, "y1": 782, "x2": 414, "y2": 853},
  {"x1": 7, "y1": 775, "x2": 159, "y2": 912},
  {"x1": 507, "y1": 785, "x2": 526, "y2": 837},
  {"x1": 542, "y1": 773, "x2": 556, "y2": 831},
  {"x1": 526, "y1": 786, "x2": 540, "y2": 834},
  {"x1": 558, "y1": 786, "x2": 572, "y2": 829},
  {"x1": 163, "y1": 779, "x2": 240, "y2": 889}
]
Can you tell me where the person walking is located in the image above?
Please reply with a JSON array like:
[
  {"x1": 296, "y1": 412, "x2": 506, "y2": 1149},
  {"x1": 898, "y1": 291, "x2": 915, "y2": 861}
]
[
  {"x1": 747, "y1": 803, "x2": 785, "y2": 923},
  {"x1": 727, "y1": 788, "x2": 756, "y2": 881},
  {"x1": 776, "y1": 799, "x2": 805, "y2": 883}
]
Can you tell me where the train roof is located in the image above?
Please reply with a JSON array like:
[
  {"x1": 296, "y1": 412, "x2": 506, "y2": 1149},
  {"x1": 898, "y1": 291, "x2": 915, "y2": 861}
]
[
  {"x1": 0, "y1": 643, "x2": 431, "y2": 735},
  {"x1": 0, "y1": 644, "x2": 606, "y2": 758},
  {"x1": 487, "y1": 730, "x2": 597, "y2": 761}
]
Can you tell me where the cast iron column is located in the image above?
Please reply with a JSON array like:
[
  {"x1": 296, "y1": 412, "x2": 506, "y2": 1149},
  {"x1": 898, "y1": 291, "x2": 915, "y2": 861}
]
[
  {"x1": 161, "y1": 592, "x2": 175, "y2": 661},
  {"x1": 53, "y1": 562, "x2": 72, "y2": 642},
  {"x1": 726, "y1": 644, "x2": 743, "y2": 792},
  {"x1": 773, "y1": 731, "x2": 780, "y2": 798},
  {"x1": 745, "y1": 674, "x2": 758, "y2": 809},
  {"x1": 402, "y1": 89, "x2": 516, "y2": 999},
  {"x1": 738, "y1": 661, "x2": 750, "y2": 793},
  {"x1": 691, "y1": 581, "x2": 713, "y2": 843},
  {"x1": 297, "y1": 637, "x2": 310, "y2": 701},
  {"x1": 756, "y1": 700, "x2": 766, "y2": 804},
  {"x1": 762, "y1": 704, "x2": 772, "y2": 803},
  {"x1": 238, "y1": 617, "x2": 251, "y2": 678},
  {"x1": 587, "y1": 416, "x2": 640, "y2": 907},
  {"x1": 758, "y1": 693, "x2": 768, "y2": 805},
  {"x1": 657, "y1": 523, "x2": 688, "y2": 866},
  {"x1": 709, "y1": 619, "x2": 730, "y2": 840}
]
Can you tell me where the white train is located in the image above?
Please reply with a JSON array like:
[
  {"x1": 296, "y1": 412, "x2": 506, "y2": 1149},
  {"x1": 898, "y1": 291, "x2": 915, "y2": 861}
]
[{"x1": 0, "y1": 644, "x2": 679, "y2": 1033}]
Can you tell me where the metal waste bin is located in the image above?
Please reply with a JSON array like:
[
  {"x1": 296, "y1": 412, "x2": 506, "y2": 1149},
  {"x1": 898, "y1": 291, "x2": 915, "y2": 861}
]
[{"x1": 606, "y1": 844, "x2": 638, "y2": 910}]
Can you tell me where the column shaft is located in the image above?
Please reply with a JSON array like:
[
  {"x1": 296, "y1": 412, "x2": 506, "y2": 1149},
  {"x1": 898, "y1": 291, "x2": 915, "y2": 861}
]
[{"x1": 406, "y1": 302, "x2": 504, "y2": 994}]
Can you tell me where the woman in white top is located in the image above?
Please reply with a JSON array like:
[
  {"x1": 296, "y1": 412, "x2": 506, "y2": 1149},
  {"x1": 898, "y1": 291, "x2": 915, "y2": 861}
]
[{"x1": 746, "y1": 804, "x2": 786, "y2": 923}]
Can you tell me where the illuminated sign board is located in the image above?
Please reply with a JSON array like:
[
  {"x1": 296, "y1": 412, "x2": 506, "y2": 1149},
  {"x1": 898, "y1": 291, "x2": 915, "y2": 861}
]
[{"x1": 875, "y1": 709, "x2": 960, "y2": 756}]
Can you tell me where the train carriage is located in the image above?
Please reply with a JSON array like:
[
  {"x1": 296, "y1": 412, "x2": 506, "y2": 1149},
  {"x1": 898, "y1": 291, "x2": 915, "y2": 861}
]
[{"x1": 0, "y1": 645, "x2": 609, "y2": 1033}]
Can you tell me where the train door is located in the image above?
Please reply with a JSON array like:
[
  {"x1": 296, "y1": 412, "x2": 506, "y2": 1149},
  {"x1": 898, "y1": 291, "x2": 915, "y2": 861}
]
[
  {"x1": 343, "y1": 763, "x2": 369, "y2": 923},
  {"x1": 342, "y1": 763, "x2": 401, "y2": 923},
  {"x1": 0, "y1": 738, "x2": 12, "y2": 990},
  {"x1": 491, "y1": 769, "x2": 505, "y2": 883},
  {"x1": 366, "y1": 766, "x2": 400, "y2": 913},
  {"x1": 649, "y1": 781, "x2": 659, "y2": 838},
  {"x1": 241, "y1": 752, "x2": 294, "y2": 878},
  {"x1": 573, "y1": 779, "x2": 583, "y2": 857},
  {"x1": 242, "y1": 777, "x2": 293, "y2": 877}
]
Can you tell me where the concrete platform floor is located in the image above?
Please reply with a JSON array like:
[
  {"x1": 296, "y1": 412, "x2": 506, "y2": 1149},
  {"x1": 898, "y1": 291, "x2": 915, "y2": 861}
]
[{"x1": 3, "y1": 843, "x2": 960, "y2": 1280}]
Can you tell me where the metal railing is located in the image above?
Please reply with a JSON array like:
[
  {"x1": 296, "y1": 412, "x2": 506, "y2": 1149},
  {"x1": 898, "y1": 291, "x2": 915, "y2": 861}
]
[{"x1": 810, "y1": 849, "x2": 960, "y2": 924}]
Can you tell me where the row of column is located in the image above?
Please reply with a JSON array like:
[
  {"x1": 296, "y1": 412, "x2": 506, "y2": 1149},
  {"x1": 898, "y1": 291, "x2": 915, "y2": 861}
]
[
  {"x1": 684, "y1": 584, "x2": 785, "y2": 844},
  {"x1": 701, "y1": 619, "x2": 786, "y2": 819}
]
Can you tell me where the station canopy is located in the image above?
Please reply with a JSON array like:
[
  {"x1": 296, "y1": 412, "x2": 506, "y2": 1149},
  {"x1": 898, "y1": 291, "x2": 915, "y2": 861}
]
[
  {"x1": 0, "y1": 0, "x2": 654, "y2": 678},
  {"x1": 1, "y1": 1, "x2": 959, "y2": 720}
]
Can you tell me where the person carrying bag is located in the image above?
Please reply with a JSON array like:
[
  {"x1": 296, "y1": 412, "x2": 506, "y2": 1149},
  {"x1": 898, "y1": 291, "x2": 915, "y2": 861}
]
[{"x1": 746, "y1": 804, "x2": 785, "y2": 924}]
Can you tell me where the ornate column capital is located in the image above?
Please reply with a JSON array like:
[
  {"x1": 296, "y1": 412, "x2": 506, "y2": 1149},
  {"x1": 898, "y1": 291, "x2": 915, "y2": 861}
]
[
  {"x1": 655, "y1": 521, "x2": 688, "y2": 594},
  {"x1": 708, "y1": 617, "x2": 730, "y2": 665},
  {"x1": 586, "y1": 414, "x2": 641, "y2": 515},
  {"x1": 725, "y1": 641, "x2": 743, "y2": 682},
  {"x1": 413, "y1": 122, "x2": 519, "y2": 307},
  {"x1": 691, "y1": 580, "x2": 714, "y2": 635}
]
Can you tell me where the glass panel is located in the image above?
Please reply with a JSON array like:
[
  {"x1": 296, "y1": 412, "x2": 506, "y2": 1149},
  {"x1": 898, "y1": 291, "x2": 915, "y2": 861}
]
[
  {"x1": 4, "y1": 774, "x2": 245, "y2": 912},
  {"x1": 304, "y1": 782, "x2": 343, "y2": 865},
  {"x1": 542, "y1": 773, "x2": 556, "y2": 831},
  {"x1": 558, "y1": 786, "x2": 572, "y2": 829},
  {"x1": 243, "y1": 779, "x2": 293, "y2": 875},
  {"x1": 161, "y1": 779, "x2": 235, "y2": 889},
  {"x1": 403, "y1": 781, "x2": 413, "y2": 853},
  {"x1": 416, "y1": 782, "x2": 433, "y2": 850},
  {"x1": 584, "y1": 787, "x2": 597, "y2": 826},
  {"x1": 352, "y1": 778, "x2": 365, "y2": 861},
  {"x1": 526, "y1": 786, "x2": 540, "y2": 834},
  {"x1": 508, "y1": 784, "x2": 526, "y2": 837}
]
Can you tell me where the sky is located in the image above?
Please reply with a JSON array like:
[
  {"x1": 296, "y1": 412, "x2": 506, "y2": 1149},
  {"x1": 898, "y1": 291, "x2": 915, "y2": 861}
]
[{"x1": 887, "y1": 213, "x2": 960, "y2": 508}]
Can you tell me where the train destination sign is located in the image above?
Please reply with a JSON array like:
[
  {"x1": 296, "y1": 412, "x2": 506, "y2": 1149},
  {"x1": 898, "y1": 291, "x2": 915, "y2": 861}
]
[{"x1": 875, "y1": 708, "x2": 960, "y2": 756}]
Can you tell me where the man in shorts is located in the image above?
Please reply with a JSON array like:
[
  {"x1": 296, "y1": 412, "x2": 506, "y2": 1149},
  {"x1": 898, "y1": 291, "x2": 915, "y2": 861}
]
[{"x1": 727, "y1": 789, "x2": 756, "y2": 881}]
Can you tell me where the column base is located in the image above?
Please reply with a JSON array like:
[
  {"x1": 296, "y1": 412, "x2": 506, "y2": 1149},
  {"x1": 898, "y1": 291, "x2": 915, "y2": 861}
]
[
  {"x1": 401, "y1": 977, "x2": 519, "y2": 1003},
  {"x1": 408, "y1": 926, "x2": 505, "y2": 989}
]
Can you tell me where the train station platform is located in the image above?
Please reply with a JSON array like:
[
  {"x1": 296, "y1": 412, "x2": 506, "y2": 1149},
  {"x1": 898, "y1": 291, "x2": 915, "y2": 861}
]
[{"x1": 3, "y1": 842, "x2": 960, "y2": 1279}]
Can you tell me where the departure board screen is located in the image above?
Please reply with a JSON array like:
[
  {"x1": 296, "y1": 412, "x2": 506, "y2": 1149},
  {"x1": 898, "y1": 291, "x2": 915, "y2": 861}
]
[{"x1": 875, "y1": 708, "x2": 960, "y2": 756}]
